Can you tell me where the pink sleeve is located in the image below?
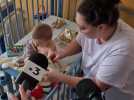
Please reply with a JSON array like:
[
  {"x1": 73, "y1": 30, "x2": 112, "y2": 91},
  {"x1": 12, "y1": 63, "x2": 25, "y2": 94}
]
[{"x1": 24, "y1": 40, "x2": 36, "y2": 57}]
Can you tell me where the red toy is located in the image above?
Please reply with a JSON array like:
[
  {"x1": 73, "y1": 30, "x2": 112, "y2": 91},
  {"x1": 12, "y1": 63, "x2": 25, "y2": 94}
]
[
  {"x1": 31, "y1": 82, "x2": 59, "y2": 99},
  {"x1": 31, "y1": 84, "x2": 44, "y2": 99}
]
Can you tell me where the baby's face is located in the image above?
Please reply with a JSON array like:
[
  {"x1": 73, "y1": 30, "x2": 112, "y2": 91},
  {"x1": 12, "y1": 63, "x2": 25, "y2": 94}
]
[
  {"x1": 33, "y1": 39, "x2": 52, "y2": 54},
  {"x1": 33, "y1": 39, "x2": 51, "y2": 46}
]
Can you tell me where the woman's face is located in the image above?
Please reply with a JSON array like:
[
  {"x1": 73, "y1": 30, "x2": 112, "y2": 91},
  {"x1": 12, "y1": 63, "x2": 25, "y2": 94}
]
[{"x1": 75, "y1": 12, "x2": 99, "y2": 39}]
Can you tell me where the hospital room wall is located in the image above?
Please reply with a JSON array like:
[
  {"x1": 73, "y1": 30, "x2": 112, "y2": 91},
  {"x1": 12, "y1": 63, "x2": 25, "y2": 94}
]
[
  {"x1": 120, "y1": 0, "x2": 134, "y2": 27},
  {"x1": 15, "y1": 0, "x2": 49, "y2": 31}
]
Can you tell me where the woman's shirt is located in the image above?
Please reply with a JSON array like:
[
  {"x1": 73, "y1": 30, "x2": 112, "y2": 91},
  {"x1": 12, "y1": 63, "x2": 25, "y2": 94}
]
[{"x1": 76, "y1": 19, "x2": 134, "y2": 100}]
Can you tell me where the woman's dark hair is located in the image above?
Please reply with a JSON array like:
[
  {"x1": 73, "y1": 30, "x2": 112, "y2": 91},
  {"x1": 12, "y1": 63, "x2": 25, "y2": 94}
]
[{"x1": 77, "y1": 0, "x2": 120, "y2": 26}]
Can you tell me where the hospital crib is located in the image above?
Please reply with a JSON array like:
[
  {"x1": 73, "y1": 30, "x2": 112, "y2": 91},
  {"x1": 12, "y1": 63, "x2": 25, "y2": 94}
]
[
  {"x1": 0, "y1": 0, "x2": 80, "y2": 54},
  {"x1": 0, "y1": 0, "x2": 134, "y2": 100},
  {"x1": 0, "y1": 0, "x2": 80, "y2": 100}
]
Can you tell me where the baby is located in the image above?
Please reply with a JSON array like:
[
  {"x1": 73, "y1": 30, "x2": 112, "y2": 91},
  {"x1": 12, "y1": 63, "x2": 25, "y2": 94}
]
[
  {"x1": 16, "y1": 23, "x2": 57, "y2": 99},
  {"x1": 26, "y1": 23, "x2": 56, "y2": 57},
  {"x1": 17, "y1": 23, "x2": 56, "y2": 67}
]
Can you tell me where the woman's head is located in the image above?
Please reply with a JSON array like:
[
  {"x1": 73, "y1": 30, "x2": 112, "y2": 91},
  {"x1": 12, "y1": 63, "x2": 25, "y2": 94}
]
[
  {"x1": 76, "y1": 0, "x2": 120, "y2": 38},
  {"x1": 32, "y1": 23, "x2": 52, "y2": 47}
]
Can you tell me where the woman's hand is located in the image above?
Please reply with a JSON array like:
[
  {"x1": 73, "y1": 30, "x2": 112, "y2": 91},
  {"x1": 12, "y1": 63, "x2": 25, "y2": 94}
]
[
  {"x1": 19, "y1": 85, "x2": 31, "y2": 100},
  {"x1": 47, "y1": 49, "x2": 65, "y2": 62},
  {"x1": 44, "y1": 68, "x2": 62, "y2": 83},
  {"x1": 9, "y1": 85, "x2": 43, "y2": 100},
  {"x1": 9, "y1": 85, "x2": 31, "y2": 100}
]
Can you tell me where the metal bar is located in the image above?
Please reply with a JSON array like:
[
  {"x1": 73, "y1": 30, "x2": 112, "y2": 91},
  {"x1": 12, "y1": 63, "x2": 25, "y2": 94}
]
[
  {"x1": 13, "y1": 0, "x2": 20, "y2": 41},
  {"x1": 51, "y1": 97, "x2": 53, "y2": 100},
  {"x1": 36, "y1": 0, "x2": 40, "y2": 23},
  {"x1": 0, "y1": 85, "x2": 4, "y2": 93},
  {"x1": 69, "y1": 87, "x2": 72, "y2": 99},
  {"x1": 0, "y1": 10, "x2": 8, "y2": 49},
  {"x1": 31, "y1": 0, "x2": 35, "y2": 25},
  {"x1": 57, "y1": 84, "x2": 60, "y2": 100},
  {"x1": 0, "y1": 85, "x2": 8, "y2": 99},
  {"x1": 50, "y1": 0, "x2": 54, "y2": 15},
  {"x1": 5, "y1": 72, "x2": 14, "y2": 93},
  {"x1": 0, "y1": 19, "x2": 4, "y2": 37},
  {"x1": 25, "y1": 0, "x2": 30, "y2": 29},
  {"x1": 11, "y1": 76, "x2": 18, "y2": 94},
  {"x1": 45, "y1": 85, "x2": 59, "y2": 100},
  {"x1": 57, "y1": 0, "x2": 63, "y2": 17},
  {"x1": 46, "y1": 0, "x2": 48, "y2": 18},
  {"x1": 19, "y1": 0, "x2": 25, "y2": 36},
  {"x1": 54, "y1": 0, "x2": 57, "y2": 16},
  {"x1": 0, "y1": 12, "x2": 6, "y2": 40},
  {"x1": 62, "y1": 83, "x2": 66, "y2": 100},
  {"x1": 42, "y1": 0, "x2": 45, "y2": 20},
  {"x1": 5, "y1": 0, "x2": 14, "y2": 45}
]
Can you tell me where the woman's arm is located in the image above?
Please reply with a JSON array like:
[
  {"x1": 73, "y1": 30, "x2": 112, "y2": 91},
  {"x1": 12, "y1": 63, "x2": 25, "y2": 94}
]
[
  {"x1": 60, "y1": 39, "x2": 82, "y2": 58},
  {"x1": 93, "y1": 78, "x2": 111, "y2": 91},
  {"x1": 46, "y1": 69, "x2": 111, "y2": 90},
  {"x1": 58, "y1": 73, "x2": 83, "y2": 87},
  {"x1": 45, "y1": 69, "x2": 83, "y2": 87},
  {"x1": 48, "y1": 39, "x2": 82, "y2": 62}
]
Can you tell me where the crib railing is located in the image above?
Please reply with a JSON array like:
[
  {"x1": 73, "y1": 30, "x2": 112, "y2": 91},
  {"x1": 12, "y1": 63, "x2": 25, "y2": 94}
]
[
  {"x1": 0, "y1": 0, "x2": 81, "y2": 54},
  {"x1": 0, "y1": 0, "x2": 65, "y2": 53},
  {"x1": 0, "y1": 1, "x2": 79, "y2": 98},
  {"x1": 0, "y1": 0, "x2": 134, "y2": 54}
]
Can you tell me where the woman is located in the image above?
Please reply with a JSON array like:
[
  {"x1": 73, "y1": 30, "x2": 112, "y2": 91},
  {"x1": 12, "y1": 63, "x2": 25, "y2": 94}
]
[
  {"x1": 12, "y1": 0, "x2": 134, "y2": 99},
  {"x1": 47, "y1": 0, "x2": 134, "y2": 99}
]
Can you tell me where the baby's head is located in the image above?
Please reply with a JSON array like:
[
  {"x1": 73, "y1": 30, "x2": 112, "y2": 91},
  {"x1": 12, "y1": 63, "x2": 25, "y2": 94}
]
[{"x1": 31, "y1": 23, "x2": 53, "y2": 48}]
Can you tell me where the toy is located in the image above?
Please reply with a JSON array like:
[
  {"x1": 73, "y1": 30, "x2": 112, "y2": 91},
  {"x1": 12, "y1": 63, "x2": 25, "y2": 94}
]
[
  {"x1": 59, "y1": 28, "x2": 78, "y2": 43},
  {"x1": 0, "y1": 63, "x2": 20, "y2": 94},
  {"x1": 0, "y1": 86, "x2": 8, "y2": 100},
  {"x1": 13, "y1": 57, "x2": 25, "y2": 67},
  {"x1": 31, "y1": 82, "x2": 54, "y2": 99},
  {"x1": 6, "y1": 45, "x2": 24, "y2": 57},
  {"x1": 52, "y1": 18, "x2": 65, "y2": 29},
  {"x1": 0, "y1": 70, "x2": 14, "y2": 100},
  {"x1": 0, "y1": 71, "x2": 7, "y2": 86},
  {"x1": 31, "y1": 84, "x2": 44, "y2": 99}
]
